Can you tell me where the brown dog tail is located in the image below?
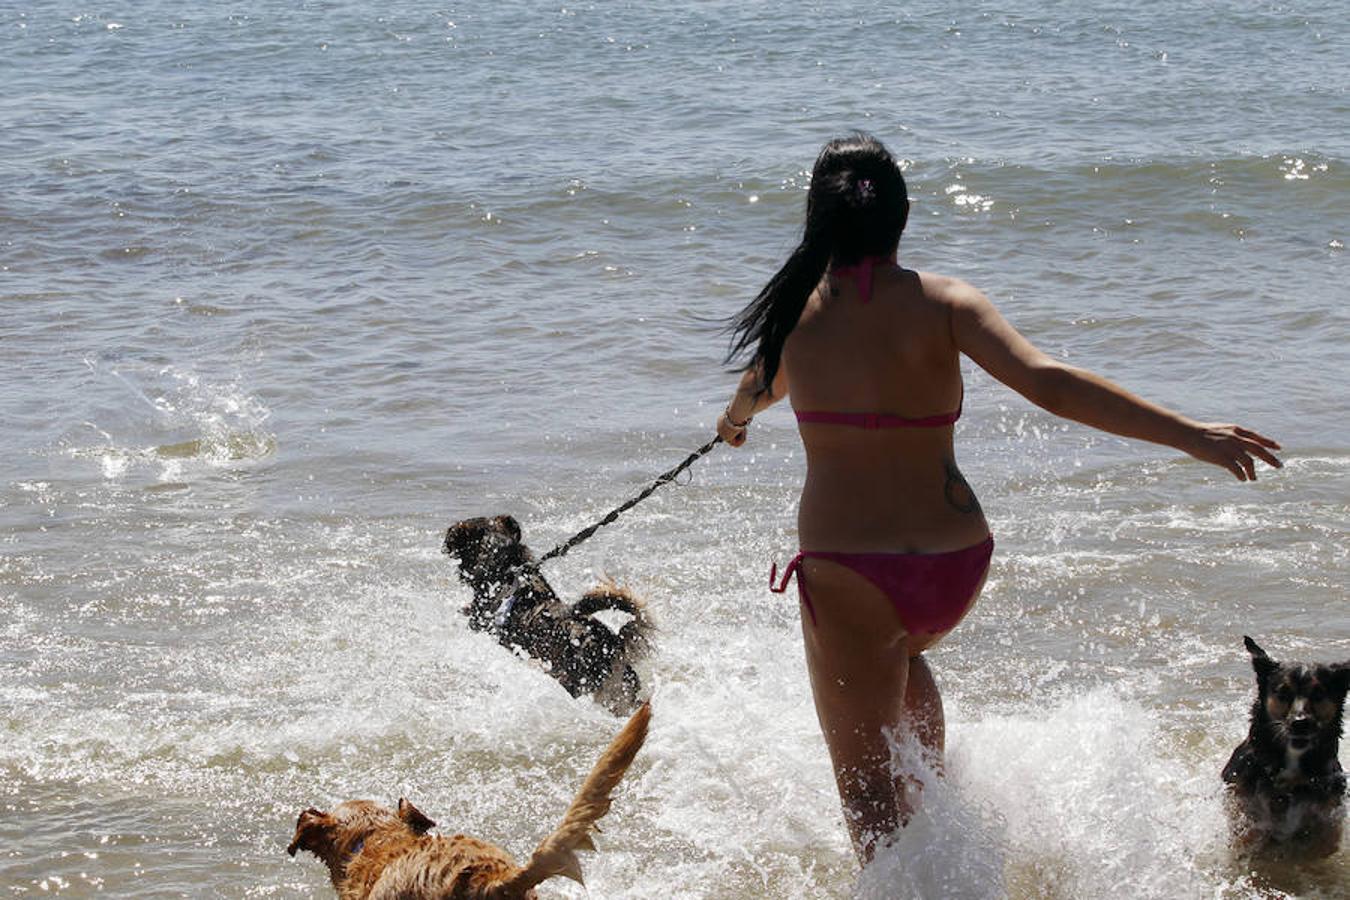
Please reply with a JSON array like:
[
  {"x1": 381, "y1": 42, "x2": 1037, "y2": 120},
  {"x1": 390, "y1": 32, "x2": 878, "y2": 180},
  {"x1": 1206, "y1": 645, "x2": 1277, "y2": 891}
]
[
  {"x1": 495, "y1": 701, "x2": 651, "y2": 895},
  {"x1": 573, "y1": 582, "x2": 654, "y2": 653}
]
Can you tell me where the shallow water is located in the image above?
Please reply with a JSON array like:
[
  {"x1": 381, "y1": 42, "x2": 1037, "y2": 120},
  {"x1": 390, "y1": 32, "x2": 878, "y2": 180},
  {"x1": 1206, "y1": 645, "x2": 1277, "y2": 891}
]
[{"x1": 2, "y1": 1, "x2": 1347, "y2": 897}]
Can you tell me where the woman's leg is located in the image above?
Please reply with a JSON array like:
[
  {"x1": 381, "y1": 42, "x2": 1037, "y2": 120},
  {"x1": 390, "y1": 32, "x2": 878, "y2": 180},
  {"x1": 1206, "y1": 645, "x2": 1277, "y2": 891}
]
[
  {"x1": 903, "y1": 654, "x2": 944, "y2": 772},
  {"x1": 798, "y1": 559, "x2": 920, "y2": 862}
]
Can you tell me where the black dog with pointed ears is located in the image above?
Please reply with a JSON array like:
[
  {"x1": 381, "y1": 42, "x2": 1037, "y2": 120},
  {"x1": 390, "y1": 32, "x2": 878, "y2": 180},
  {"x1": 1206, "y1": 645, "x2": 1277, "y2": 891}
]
[
  {"x1": 442, "y1": 515, "x2": 652, "y2": 715},
  {"x1": 1222, "y1": 635, "x2": 1349, "y2": 858}
]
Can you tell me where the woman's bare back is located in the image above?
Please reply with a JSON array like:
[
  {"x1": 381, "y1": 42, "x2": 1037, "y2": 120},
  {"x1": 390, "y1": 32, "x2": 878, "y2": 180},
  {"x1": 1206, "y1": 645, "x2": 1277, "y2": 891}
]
[{"x1": 783, "y1": 264, "x2": 990, "y2": 553}]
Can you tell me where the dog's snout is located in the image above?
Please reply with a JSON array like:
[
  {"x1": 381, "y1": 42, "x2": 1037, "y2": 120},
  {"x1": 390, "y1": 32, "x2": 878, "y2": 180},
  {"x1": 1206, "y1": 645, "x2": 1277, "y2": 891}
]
[
  {"x1": 1289, "y1": 715, "x2": 1317, "y2": 735},
  {"x1": 1287, "y1": 695, "x2": 1318, "y2": 727},
  {"x1": 443, "y1": 524, "x2": 471, "y2": 556}
]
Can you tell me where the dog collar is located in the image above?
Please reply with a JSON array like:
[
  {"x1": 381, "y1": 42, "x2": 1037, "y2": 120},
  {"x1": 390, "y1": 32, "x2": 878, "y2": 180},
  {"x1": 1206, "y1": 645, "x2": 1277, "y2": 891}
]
[
  {"x1": 490, "y1": 566, "x2": 534, "y2": 629},
  {"x1": 493, "y1": 593, "x2": 518, "y2": 628}
]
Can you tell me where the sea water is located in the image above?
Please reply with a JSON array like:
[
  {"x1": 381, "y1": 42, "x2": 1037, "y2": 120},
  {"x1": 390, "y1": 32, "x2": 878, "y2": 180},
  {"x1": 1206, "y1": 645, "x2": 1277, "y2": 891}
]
[{"x1": 1, "y1": 2, "x2": 1346, "y2": 897}]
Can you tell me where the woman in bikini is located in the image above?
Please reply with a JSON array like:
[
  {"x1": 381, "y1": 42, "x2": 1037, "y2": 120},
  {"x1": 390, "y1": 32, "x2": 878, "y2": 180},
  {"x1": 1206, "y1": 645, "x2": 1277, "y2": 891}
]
[{"x1": 716, "y1": 134, "x2": 1282, "y2": 863}]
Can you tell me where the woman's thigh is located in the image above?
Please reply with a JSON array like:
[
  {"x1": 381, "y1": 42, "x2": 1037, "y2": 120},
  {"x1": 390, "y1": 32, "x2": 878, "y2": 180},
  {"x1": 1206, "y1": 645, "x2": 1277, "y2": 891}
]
[
  {"x1": 798, "y1": 559, "x2": 913, "y2": 751},
  {"x1": 796, "y1": 559, "x2": 957, "y2": 758}
]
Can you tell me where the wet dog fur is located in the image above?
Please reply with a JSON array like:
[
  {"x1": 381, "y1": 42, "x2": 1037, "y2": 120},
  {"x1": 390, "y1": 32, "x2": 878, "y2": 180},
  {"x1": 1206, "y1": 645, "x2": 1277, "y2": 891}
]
[
  {"x1": 442, "y1": 515, "x2": 652, "y2": 714},
  {"x1": 288, "y1": 702, "x2": 650, "y2": 899},
  {"x1": 1222, "y1": 636, "x2": 1349, "y2": 858}
]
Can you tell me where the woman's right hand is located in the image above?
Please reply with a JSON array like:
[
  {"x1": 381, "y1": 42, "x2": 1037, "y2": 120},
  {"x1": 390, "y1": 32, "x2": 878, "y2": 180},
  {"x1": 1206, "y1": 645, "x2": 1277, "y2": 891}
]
[
  {"x1": 1184, "y1": 423, "x2": 1283, "y2": 481},
  {"x1": 717, "y1": 410, "x2": 750, "y2": 447}
]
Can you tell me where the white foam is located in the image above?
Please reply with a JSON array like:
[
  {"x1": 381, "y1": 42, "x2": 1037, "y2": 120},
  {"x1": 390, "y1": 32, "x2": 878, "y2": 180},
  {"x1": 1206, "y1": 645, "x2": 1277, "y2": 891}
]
[{"x1": 850, "y1": 689, "x2": 1239, "y2": 899}]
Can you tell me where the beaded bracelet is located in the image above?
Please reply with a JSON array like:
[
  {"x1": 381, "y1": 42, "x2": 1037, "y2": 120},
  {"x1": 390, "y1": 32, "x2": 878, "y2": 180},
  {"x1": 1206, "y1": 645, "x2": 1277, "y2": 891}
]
[{"x1": 723, "y1": 406, "x2": 753, "y2": 428}]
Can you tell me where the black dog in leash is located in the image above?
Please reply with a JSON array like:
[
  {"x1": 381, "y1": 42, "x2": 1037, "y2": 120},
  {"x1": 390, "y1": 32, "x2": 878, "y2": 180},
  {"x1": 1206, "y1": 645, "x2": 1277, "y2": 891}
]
[
  {"x1": 442, "y1": 439, "x2": 718, "y2": 713},
  {"x1": 443, "y1": 515, "x2": 652, "y2": 714}
]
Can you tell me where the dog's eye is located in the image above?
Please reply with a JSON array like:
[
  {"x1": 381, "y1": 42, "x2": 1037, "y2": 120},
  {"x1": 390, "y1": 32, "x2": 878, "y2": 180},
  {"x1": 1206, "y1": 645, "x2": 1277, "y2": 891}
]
[{"x1": 1276, "y1": 689, "x2": 1294, "y2": 703}]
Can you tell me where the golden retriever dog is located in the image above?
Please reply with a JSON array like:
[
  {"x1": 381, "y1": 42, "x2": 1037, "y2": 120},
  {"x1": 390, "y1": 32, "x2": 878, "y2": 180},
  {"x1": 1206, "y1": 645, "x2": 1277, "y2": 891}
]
[{"x1": 288, "y1": 702, "x2": 650, "y2": 899}]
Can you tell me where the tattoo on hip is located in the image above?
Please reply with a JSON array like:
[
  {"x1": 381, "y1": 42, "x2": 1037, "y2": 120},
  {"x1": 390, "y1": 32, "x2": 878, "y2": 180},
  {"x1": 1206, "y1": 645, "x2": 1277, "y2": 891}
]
[{"x1": 943, "y1": 460, "x2": 982, "y2": 515}]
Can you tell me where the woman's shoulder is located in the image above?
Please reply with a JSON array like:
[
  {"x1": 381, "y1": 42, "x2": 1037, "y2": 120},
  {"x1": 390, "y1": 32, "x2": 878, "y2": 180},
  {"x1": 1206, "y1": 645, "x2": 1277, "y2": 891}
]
[
  {"x1": 910, "y1": 269, "x2": 983, "y2": 302},
  {"x1": 905, "y1": 271, "x2": 996, "y2": 319}
]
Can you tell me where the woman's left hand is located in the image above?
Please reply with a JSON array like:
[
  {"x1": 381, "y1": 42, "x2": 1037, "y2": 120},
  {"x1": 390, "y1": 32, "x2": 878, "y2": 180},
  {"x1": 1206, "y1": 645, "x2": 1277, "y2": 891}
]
[{"x1": 1184, "y1": 423, "x2": 1283, "y2": 481}]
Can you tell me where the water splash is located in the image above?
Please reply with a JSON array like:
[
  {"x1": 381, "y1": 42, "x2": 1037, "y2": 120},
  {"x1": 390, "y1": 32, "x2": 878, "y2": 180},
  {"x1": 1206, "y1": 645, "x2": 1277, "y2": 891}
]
[
  {"x1": 70, "y1": 361, "x2": 276, "y2": 481},
  {"x1": 855, "y1": 730, "x2": 1007, "y2": 899},
  {"x1": 843, "y1": 688, "x2": 1338, "y2": 899}
]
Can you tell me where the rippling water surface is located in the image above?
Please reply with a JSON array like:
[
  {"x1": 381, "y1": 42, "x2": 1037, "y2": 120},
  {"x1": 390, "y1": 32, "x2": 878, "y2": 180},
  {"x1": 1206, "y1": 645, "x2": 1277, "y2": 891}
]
[{"x1": 2, "y1": 2, "x2": 1347, "y2": 897}]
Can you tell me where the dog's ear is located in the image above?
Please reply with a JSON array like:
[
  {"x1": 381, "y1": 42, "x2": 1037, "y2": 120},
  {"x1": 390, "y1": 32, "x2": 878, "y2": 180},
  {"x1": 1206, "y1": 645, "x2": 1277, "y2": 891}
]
[
  {"x1": 1330, "y1": 662, "x2": 1350, "y2": 698},
  {"x1": 287, "y1": 807, "x2": 333, "y2": 857},
  {"x1": 1243, "y1": 636, "x2": 1278, "y2": 680},
  {"x1": 496, "y1": 515, "x2": 522, "y2": 543},
  {"x1": 397, "y1": 797, "x2": 437, "y2": 834}
]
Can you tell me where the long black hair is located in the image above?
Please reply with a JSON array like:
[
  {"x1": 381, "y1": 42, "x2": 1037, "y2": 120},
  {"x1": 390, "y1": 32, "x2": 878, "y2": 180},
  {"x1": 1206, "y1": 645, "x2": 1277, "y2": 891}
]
[{"x1": 725, "y1": 134, "x2": 909, "y2": 393}]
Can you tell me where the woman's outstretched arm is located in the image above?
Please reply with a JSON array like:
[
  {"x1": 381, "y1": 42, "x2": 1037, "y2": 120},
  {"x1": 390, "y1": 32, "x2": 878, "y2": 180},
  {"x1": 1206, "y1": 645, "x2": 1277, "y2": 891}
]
[
  {"x1": 945, "y1": 276, "x2": 1282, "y2": 481},
  {"x1": 717, "y1": 362, "x2": 789, "y2": 447}
]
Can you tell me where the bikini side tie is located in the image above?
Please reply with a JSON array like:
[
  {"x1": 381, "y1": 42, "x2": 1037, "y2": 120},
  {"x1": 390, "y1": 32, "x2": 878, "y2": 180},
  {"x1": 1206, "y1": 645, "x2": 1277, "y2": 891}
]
[{"x1": 770, "y1": 553, "x2": 816, "y2": 624}]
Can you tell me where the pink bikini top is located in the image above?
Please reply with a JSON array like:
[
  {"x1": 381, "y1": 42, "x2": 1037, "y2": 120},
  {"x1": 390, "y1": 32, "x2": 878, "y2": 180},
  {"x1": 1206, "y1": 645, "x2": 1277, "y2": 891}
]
[
  {"x1": 794, "y1": 255, "x2": 962, "y2": 430},
  {"x1": 794, "y1": 406, "x2": 961, "y2": 429}
]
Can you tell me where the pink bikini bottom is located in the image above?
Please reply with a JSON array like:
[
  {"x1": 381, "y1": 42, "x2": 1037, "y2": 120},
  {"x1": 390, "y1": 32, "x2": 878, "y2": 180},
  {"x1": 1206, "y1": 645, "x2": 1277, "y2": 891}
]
[{"x1": 770, "y1": 537, "x2": 994, "y2": 636}]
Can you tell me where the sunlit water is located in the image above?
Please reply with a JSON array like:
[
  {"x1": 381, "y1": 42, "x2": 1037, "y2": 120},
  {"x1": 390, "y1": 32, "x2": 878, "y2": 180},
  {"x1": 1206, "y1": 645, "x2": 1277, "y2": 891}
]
[{"x1": 2, "y1": 2, "x2": 1347, "y2": 897}]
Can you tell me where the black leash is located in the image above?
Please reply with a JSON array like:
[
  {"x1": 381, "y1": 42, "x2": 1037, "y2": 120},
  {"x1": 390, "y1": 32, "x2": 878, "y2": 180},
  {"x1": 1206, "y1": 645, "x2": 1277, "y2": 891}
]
[{"x1": 537, "y1": 435, "x2": 723, "y2": 566}]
